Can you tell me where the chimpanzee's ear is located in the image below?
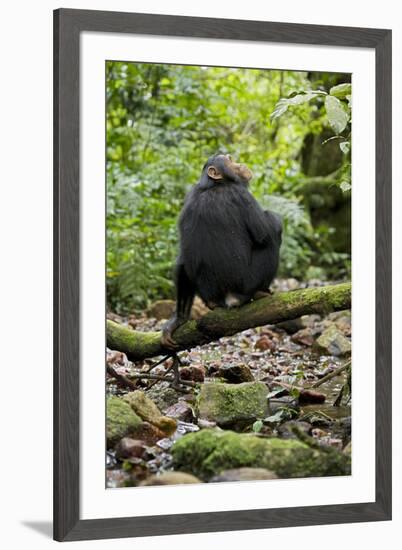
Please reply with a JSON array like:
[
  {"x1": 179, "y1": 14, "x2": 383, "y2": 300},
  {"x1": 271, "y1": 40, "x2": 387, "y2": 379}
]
[{"x1": 207, "y1": 166, "x2": 223, "y2": 180}]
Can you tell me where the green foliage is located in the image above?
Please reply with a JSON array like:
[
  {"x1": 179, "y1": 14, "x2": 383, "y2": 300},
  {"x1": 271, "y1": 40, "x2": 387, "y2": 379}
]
[
  {"x1": 107, "y1": 62, "x2": 351, "y2": 312},
  {"x1": 325, "y1": 95, "x2": 349, "y2": 134},
  {"x1": 272, "y1": 82, "x2": 352, "y2": 191}
]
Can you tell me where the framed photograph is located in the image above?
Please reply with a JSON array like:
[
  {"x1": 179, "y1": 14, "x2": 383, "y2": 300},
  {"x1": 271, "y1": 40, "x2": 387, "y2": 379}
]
[{"x1": 54, "y1": 8, "x2": 392, "y2": 542}]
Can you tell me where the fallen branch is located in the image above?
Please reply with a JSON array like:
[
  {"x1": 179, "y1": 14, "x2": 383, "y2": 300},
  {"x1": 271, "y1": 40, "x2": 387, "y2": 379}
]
[
  {"x1": 107, "y1": 364, "x2": 197, "y2": 390},
  {"x1": 107, "y1": 282, "x2": 351, "y2": 361},
  {"x1": 106, "y1": 364, "x2": 138, "y2": 391},
  {"x1": 310, "y1": 360, "x2": 351, "y2": 389}
]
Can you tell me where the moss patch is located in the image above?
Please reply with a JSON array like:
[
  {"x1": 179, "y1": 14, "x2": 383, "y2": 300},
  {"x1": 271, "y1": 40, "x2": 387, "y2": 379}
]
[
  {"x1": 197, "y1": 382, "x2": 268, "y2": 427},
  {"x1": 123, "y1": 390, "x2": 177, "y2": 435},
  {"x1": 106, "y1": 396, "x2": 143, "y2": 447},
  {"x1": 172, "y1": 429, "x2": 351, "y2": 480}
]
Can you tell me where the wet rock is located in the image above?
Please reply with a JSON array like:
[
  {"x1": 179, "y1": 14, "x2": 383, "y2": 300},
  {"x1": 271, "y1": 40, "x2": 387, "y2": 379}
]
[
  {"x1": 291, "y1": 327, "x2": 316, "y2": 347},
  {"x1": 147, "y1": 300, "x2": 175, "y2": 320},
  {"x1": 217, "y1": 363, "x2": 254, "y2": 383},
  {"x1": 172, "y1": 429, "x2": 351, "y2": 481},
  {"x1": 255, "y1": 336, "x2": 275, "y2": 352},
  {"x1": 106, "y1": 396, "x2": 143, "y2": 447},
  {"x1": 180, "y1": 365, "x2": 205, "y2": 382},
  {"x1": 140, "y1": 472, "x2": 201, "y2": 486},
  {"x1": 123, "y1": 390, "x2": 177, "y2": 435},
  {"x1": 277, "y1": 420, "x2": 312, "y2": 439},
  {"x1": 210, "y1": 467, "x2": 278, "y2": 482},
  {"x1": 314, "y1": 325, "x2": 351, "y2": 356},
  {"x1": 165, "y1": 401, "x2": 195, "y2": 423},
  {"x1": 197, "y1": 382, "x2": 269, "y2": 428},
  {"x1": 115, "y1": 437, "x2": 146, "y2": 459}
]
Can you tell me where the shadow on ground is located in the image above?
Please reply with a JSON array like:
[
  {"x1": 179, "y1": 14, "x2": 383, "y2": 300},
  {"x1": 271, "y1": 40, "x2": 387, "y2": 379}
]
[{"x1": 22, "y1": 521, "x2": 52, "y2": 538}]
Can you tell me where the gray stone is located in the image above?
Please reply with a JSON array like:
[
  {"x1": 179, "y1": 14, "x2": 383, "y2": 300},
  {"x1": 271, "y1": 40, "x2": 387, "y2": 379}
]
[
  {"x1": 210, "y1": 467, "x2": 278, "y2": 482},
  {"x1": 165, "y1": 401, "x2": 195, "y2": 423},
  {"x1": 314, "y1": 324, "x2": 351, "y2": 356}
]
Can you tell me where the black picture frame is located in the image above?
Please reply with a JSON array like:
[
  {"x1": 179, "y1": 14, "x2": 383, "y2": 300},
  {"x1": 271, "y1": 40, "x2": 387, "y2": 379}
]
[{"x1": 54, "y1": 8, "x2": 392, "y2": 542}]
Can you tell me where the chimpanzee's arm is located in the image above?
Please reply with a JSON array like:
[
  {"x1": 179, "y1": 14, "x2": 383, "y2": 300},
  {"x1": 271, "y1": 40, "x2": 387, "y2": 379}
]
[
  {"x1": 161, "y1": 262, "x2": 195, "y2": 349},
  {"x1": 245, "y1": 195, "x2": 282, "y2": 247}
]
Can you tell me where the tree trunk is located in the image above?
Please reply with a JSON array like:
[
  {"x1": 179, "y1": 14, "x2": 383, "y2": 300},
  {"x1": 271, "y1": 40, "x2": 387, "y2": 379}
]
[{"x1": 107, "y1": 282, "x2": 351, "y2": 361}]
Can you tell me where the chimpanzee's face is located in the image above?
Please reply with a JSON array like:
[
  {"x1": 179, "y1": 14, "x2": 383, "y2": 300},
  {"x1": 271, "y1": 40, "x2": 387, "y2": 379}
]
[
  {"x1": 222, "y1": 154, "x2": 253, "y2": 182},
  {"x1": 206, "y1": 154, "x2": 253, "y2": 183}
]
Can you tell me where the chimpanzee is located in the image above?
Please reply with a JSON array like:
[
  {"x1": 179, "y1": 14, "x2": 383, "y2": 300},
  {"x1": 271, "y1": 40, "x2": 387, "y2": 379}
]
[{"x1": 161, "y1": 153, "x2": 282, "y2": 349}]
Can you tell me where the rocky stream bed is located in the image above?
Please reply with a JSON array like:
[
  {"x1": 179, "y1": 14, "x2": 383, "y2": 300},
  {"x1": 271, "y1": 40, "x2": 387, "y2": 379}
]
[{"x1": 106, "y1": 279, "x2": 352, "y2": 488}]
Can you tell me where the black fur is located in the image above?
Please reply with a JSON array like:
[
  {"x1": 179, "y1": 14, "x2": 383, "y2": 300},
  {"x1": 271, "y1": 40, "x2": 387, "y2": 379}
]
[{"x1": 161, "y1": 154, "x2": 282, "y2": 348}]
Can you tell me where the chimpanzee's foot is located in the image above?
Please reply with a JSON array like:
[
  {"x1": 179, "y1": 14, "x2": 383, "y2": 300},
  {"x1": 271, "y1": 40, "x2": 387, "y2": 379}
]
[
  {"x1": 161, "y1": 316, "x2": 185, "y2": 350},
  {"x1": 145, "y1": 353, "x2": 190, "y2": 391},
  {"x1": 253, "y1": 289, "x2": 274, "y2": 300}
]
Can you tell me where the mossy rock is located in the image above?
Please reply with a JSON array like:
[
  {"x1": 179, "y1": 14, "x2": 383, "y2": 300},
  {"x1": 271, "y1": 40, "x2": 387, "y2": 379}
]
[
  {"x1": 123, "y1": 390, "x2": 177, "y2": 435},
  {"x1": 172, "y1": 429, "x2": 351, "y2": 481},
  {"x1": 197, "y1": 382, "x2": 268, "y2": 428},
  {"x1": 106, "y1": 396, "x2": 143, "y2": 447}
]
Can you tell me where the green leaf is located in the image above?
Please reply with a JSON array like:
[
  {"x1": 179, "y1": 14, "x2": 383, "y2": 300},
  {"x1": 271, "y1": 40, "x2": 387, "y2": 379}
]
[
  {"x1": 270, "y1": 98, "x2": 290, "y2": 120},
  {"x1": 329, "y1": 83, "x2": 352, "y2": 99},
  {"x1": 267, "y1": 387, "x2": 285, "y2": 399},
  {"x1": 264, "y1": 410, "x2": 286, "y2": 424},
  {"x1": 339, "y1": 141, "x2": 350, "y2": 154},
  {"x1": 271, "y1": 90, "x2": 326, "y2": 120},
  {"x1": 252, "y1": 420, "x2": 263, "y2": 433},
  {"x1": 325, "y1": 95, "x2": 349, "y2": 134}
]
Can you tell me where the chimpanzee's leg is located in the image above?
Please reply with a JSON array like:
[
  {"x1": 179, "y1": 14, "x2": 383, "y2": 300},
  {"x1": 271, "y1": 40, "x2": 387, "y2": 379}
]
[
  {"x1": 245, "y1": 246, "x2": 279, "y2": 296},
  {"x1": 161, "y1": 263, "x2": 195, "y2": 349}
]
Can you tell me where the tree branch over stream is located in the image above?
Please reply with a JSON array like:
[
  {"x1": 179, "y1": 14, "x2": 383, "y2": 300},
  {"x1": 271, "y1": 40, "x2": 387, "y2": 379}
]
[{"x1": 107, "y1": 282, "x2": 351, "y2": 361}]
